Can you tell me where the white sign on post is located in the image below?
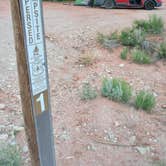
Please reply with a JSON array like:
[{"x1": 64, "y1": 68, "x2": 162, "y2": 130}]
[
  {"x1": 19, "y1": 0, "x2": 56, "y2": 165},
  {"x1": 21, "y1": 0, "x2": 49, "y2": 114}
]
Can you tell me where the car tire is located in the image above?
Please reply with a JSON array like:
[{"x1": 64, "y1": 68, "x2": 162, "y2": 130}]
[
  {"x1": 103, "y1": 0, "x2": 114, "y2": 9},
  {"x1": 144, "y1": 0, "x2": 155, "y2": 10}
]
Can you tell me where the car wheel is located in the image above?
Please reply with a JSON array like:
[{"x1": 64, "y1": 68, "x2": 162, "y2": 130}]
[
  {"x1": 144, "y1": 0, "x2": 155, "y2": 10},
  {"x1": 103, "y1": 0, "x2": 114, "y2": 9}
]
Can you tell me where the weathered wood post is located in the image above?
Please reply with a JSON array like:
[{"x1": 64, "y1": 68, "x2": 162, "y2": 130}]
[{"x1": 10, "y1": 0, "x2": 56, "y2": 165}]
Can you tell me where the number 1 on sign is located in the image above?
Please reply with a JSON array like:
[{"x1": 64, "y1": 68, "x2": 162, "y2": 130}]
[{"x1": 36, "y1": 93, "x2": 45, "y2": 112}]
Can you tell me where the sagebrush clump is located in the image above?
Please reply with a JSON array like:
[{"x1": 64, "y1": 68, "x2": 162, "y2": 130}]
[
  {"x1": 0, "y1": 144, "x2": 22, "y2": 166},
  {"x1": 120, "y1": 47, "x2": 128, "y2": 60},
  {"x1": 134, "y1": 91, "x2": 156, "y2": 112},
  {"x1": 132, "y1": 49, "x2": 151, "y2": 64},
  {"x1": 80, "y1": 83, "x2": 97, "y2": 100},
  {"x1": 134, "y1": 15, "x2": 164, "y2": 34},
  {"x1": 119, "y1": 28, "x2": 145, "y2": 47},
  {"x1": 101, "y1": 78, "x2": 132, "y2": 103},
  {"x1": 159, "y1": 42, "x2": 166, "y2": 59}
]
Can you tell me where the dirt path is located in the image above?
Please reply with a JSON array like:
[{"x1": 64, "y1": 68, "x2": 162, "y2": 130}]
[{"x1": 0, "y1": 1, "x2": 166, "y2": 165}]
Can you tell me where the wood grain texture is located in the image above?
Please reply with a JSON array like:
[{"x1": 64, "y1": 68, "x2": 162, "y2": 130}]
[{"x1": 10, "y1": 0, "x2": 40, "y2": 165}]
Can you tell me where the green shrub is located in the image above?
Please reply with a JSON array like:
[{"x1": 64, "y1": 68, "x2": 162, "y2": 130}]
[
  {"x1": 120, "y1": 28, "x2": 145, "y2": 47},
  {"x1": 159, "y1": 42, "x2": 166, "y2": 59},
  {"x1": 101, "y1": 78, "x2": 132, "y2": 103},
  {"x1": 80, "y1": 83, "x2": 97, "y2": 100},
  {"x1": 134, "y1": 91, "x2": 156, "y2": 112},
  {"x1": 148, "y1": 15, "x2": 164, "y2": 34},
  {"x1": 120, "y1": 47, "x2": 128, "y2": 60},
  {"x1": 0, "y1": 144, "x2": 22, "y2": 166},
  {"x1": 132, "y1": 49, "x2": 151, "y2": 64},
  {"x1": 134, "y1": 15, "x2": 164, "y2": 34},
  {"x1": 134, "y1": 19, "x2": 149, "y2": 32}
]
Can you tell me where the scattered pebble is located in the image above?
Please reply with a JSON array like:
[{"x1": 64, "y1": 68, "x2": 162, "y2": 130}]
[
  {"x1": 0, "y1": 103, "x2": 5, "y2": 110},
  {"x1": 119, "y1": 64, "x2": 124, "y2": 68}
]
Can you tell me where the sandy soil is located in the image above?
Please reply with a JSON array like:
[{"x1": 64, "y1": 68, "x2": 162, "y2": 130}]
[{"x1": 0, "y1": 0, "x2": 166, "y2": 165}]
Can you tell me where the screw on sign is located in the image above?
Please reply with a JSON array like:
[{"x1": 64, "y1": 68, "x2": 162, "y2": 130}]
[{"x1": 10, "y1": 0, "x2": 56, "y2": 165}]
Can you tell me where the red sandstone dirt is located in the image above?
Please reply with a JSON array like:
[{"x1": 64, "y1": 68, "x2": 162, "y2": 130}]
[{"x1": 0, "y1": 0, "x2": 166, "y2": 165}]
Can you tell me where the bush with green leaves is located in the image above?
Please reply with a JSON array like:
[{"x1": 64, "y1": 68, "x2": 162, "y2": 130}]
[
  {"x1": 134, "y1": 15, "x2": 164, "y2": 34},
  {"x1": 132, "y1": 49, "x2": 151, "y2": 64},
  {"x1": 0, "y1": 143, "x2": 22, "y2": 166},
  {"x1": 120, "y1": 28, "x2": 145, "y2": 47},
  {"x1": 80, "y1": 83, "x2": 97, "y2": 100},
  {"x1": 134, "y1": 91, "x2": 156, "y2": 112},
  {"x1": 101, "y1": 78, "x2": 132, "y2": 103},
  {"x1": 159, "y1": 42, "x2": 166, "y2": 59},
  {"x1": 120, "y1": 47, "x2": 128, "y2": 60}
]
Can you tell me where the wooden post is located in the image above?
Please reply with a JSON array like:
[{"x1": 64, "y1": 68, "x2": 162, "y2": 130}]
[
  {"x1": 10, "y1": 0, "x2": 40, "y2": 165},
  {"x1": 10, "y1": 0, "x2": 56, "y2": 166}
]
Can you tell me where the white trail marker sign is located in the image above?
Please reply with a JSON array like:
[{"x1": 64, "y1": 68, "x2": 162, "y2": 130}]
[{"x1": 10, "y1": 0, "x2": 56, "y2": 165}]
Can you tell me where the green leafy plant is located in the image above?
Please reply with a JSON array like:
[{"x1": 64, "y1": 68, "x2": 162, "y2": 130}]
[
  {"x1": 120, "y1": 28, "x2": 145, "y2": 47},
  {"x1": 80, "y1": 83, "x2": 97, "y2": 100},
  {"x1": 132, "y1": 49, "x2": 151, "y2": 64},
  {"x1": 148, "y1": 15, "x2": 164, "y2": 34},
  {"x1": 101, "y1": 78, "x2": 132, "y2": 103},
  {"x1": 159, "y1": 42, "x2": 166, "y2": 59},
  {"x1": 134, "y1": 91, "x2": 156, "y2": 112},
  {"x1": 0, "y1": 143, "x2": 22, "y2": 166},
  {"x1": 120, "y1": 47, "x2": 129, "y2": 60},
  {"x1": 134, "y1": 15, "x2": 164, "y2": 34}
]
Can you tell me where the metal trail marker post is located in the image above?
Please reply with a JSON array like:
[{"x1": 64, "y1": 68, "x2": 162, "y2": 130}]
[{"x1": 10, "y1": 0, "x2": 56, "y2": 165}]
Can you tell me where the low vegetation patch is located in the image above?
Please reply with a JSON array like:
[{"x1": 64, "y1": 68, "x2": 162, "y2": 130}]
[
  {"x1": 134, "y1": 91, "x2": 156, "y2": 113},
  {"x1": 120, "y1": 28, "x2": 145, "y2": 47},
  {"x1": 101, "y1": 78, "x2": 132, "y2": 103},
  {"x1": 159, "y1": 42, "x2": 166, "y2": 59},
  {"x1": 134, "y1": 15, "x2": 164, "y2": 34},
  {"x1": 97, "y1": 32, "x2": 120, "y2": 50},
  {"x1": 0, "y1": 143, "x2": 22, "y2": 166},
  {"x1": 78, "y1": 53, "x2": 96, "y2": 66},
  {"x1": 132, "y1": 49, "x2": 151, "y2": 64},
  {"x1": 80, "y1": 83, "x2": 97, "y2": 100},
  {"x1": 120, "y1": 47, "x2": 128, "y2": 60},
  {"x1": 97, "y1": 15, "x2": 165, "y2": 64}
]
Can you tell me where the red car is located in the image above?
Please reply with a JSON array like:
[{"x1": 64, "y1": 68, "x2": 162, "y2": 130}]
[{"x1": 88, "y1": 0, "x2": 162, "y2": 10}]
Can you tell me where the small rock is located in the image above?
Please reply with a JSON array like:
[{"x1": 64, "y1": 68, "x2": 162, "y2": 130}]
[
  {"x1": 23, "y1": 145, "x2": 29, "y2": 153},
  {"x1": 13, "y1": 126, "x2": 24, "y2": 132},
  {"x1": 0, "y1": 134, "x2": 8, "y2": 141},
  {"x1": 161, "y1": 104, "x2": 166, "y2": 109},
  {"x1": 87, "y1": 144, "x2": 96, "y2": 151},
  {"x1": 129, "y1": 136, "x2": 136, "y2": 144},
  {"x1": 0, "y1": 104, "x2": 5, "y2": 110},
  {"x1": 119, "y1": 64, "x2": 124, "y2": 68},
  {"x1": 59, "y1": 131, "x2": 70, "y2": 141},
  {"x1": 114, "y1": 121, "x2": 120, "y2": 127},
  {"x1": 136, "y1": 146, "x2": 150, "y2": 155}
]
